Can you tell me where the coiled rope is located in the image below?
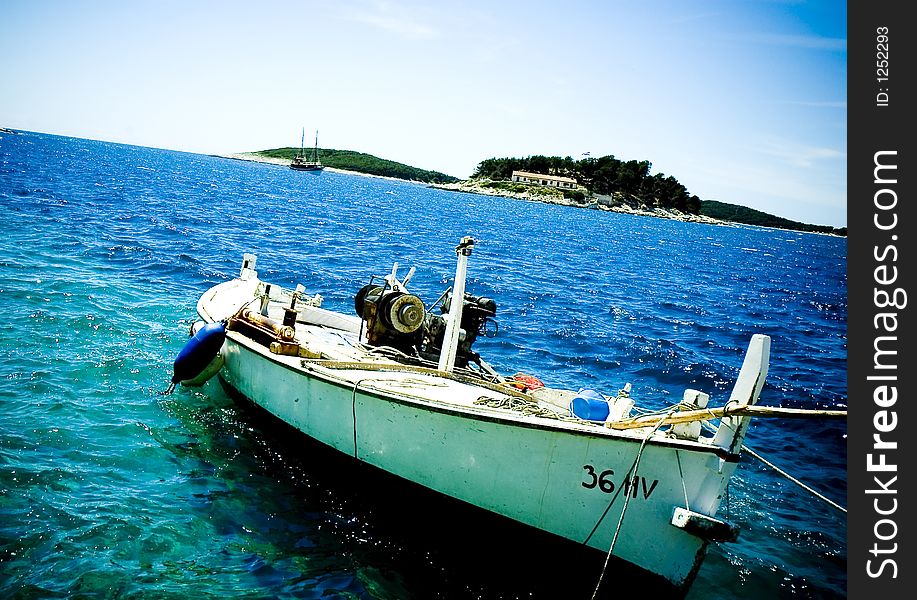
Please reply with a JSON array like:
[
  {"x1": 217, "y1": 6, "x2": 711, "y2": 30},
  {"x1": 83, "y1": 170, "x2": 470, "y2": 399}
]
[{"x1": 473, "y1": 395, "x2": 580, "y2": 421}]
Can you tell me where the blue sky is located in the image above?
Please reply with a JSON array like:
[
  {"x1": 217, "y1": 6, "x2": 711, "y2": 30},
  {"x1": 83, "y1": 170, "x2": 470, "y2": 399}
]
[{"x1": 1, "y1": 0, "x2": 846, "y2": 226}]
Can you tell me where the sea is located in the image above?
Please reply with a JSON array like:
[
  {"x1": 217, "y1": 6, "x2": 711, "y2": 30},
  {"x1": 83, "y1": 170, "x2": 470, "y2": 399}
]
[{"x1": 0, "y1": 130, "x2": 846, "y2": 599}]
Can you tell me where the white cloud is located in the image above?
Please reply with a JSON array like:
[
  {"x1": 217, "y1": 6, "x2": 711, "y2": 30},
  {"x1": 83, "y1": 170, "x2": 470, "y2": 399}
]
[
  {"x1": 346, "y1": 1, "x2": 437, "y2": 39},
  {"x1": 755, "y1": 134, "x2": 846, "y2": 168},
  {"x1": 741, "y1": 33, "x2": 846, "y2": 51}
]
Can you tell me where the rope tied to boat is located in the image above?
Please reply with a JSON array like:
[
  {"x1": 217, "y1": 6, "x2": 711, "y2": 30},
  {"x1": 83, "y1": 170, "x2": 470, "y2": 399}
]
[
  {"x1": 350, "y1": 377, "x2": 392, "y2": 459},
  {"x1": 743, "y1": 444, "x2": 847, "y2": 514},
  {"x1": 607, "y1": 403, "x2": 846, "y2": 430},
  {"x1": 699, "y1": 421, "x2": 847, "y2": 514},
  {"x1": 591, "y1": 408, "x2": 676, "y2": 600},
  {"x1": 675, "y1": 449, "x2": 690, "y2": 512}
]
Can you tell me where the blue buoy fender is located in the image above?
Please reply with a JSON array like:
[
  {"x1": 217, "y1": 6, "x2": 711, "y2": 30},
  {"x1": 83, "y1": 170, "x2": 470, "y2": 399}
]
[{"x1": 170, "y1": 321, "x2": 226, "y2": 389}]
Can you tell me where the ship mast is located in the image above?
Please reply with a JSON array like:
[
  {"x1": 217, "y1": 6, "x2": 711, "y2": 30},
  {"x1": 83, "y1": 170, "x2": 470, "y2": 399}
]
[{"x1": 438, "y1": 237, "x2": 474, "y2": 373}]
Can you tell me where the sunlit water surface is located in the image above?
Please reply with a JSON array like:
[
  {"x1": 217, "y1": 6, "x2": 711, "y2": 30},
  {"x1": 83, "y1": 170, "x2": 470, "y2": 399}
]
[{"x1": 0, "y1": 131, "x2": 846, "y2": 598}]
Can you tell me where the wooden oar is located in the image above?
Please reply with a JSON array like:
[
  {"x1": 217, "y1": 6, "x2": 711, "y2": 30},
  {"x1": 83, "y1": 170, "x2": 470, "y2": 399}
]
[{"x1": 607, "y1": 404, "x2": 847, "y2": 430}]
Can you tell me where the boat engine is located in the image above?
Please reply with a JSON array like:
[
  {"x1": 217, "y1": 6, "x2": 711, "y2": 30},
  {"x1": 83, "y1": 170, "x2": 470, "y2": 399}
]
[
  {"x1": 420, "y1": 291, "x2": 496, "y2": 368},
  {"x1": 354, "y1": 281, "x2": 497, "y2": 369},
  {"x1": 355, "y1": 284, "x2": 426, "y2": 350}
]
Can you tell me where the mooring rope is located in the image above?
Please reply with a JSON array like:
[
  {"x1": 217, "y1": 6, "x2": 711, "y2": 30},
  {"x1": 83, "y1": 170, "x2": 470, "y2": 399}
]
[
  {"x1": 699, "y1": 421, "x2": 847, "y2": 514},
  {"x1": 591, "y1": 409, "x2": 675, "y2": 600},
  {"x1": 350, "y1": 377, "x2": 387, "y2": 460},
  {"x1": 675, "y1": 449, "x2": 690, "y2": 512},
  {"x1": 742, "y1": 444, "x2": 847, "y2": 514}
]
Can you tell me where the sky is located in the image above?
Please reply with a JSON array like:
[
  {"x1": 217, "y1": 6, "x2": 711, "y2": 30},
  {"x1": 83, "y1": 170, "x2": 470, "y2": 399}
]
[{"x1": 1, "y1": 0, "x2": 847, "y2": 227}]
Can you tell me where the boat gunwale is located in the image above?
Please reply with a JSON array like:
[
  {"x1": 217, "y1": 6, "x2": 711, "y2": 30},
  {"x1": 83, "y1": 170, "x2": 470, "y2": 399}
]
[{"x1": 212, "y1": 322, "x2": 741, "y2": 463}]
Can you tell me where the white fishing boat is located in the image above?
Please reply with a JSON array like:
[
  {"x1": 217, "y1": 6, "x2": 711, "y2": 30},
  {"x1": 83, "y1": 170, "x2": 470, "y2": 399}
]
[{"x1": 170, "y1": 237, "x2": 784, "y2": 592}]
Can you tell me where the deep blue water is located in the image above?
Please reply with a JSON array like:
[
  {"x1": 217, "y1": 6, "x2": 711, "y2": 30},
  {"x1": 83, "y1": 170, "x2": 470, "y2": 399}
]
[{"x1": 0, "y1": 130, "x2": 846, "y2": 598}]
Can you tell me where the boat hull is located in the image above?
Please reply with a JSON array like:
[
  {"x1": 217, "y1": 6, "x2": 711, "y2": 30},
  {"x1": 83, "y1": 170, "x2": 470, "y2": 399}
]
[
  {"x1": 290, "y1": 163, "x2": 324, "y2": 171},
  {"x1": 216, "y1": 331, "x2": 737, "y2": 590}
]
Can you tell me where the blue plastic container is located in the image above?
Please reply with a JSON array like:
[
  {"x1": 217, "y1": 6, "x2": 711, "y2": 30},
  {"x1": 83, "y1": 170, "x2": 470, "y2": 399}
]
[{"x1": 569, "y1": 389, "x2": 610, "y2": 421}]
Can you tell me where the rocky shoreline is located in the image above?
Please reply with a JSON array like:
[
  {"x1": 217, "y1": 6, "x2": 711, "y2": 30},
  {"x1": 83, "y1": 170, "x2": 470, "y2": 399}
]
[{"x1": 429, "y1": 179, "x2": 729, "y2": 227}]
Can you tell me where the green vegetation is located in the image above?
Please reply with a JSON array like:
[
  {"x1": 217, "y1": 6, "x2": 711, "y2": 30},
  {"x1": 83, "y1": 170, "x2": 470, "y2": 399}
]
[
  {"x1": 700, "y1": 200, "x2": 847, "y2": 236},
  {"x1": 563, "y1": 188, "x2": 586, "y2": 202},
  {"x1": 473, "y1": 155, "x2": 701, "y2": 214},
  {"x1": 480, "y1": 180, "x2": 564, "y2": 198},
  {"x1": 256, "y1": 147, "x2": 459, "y2": 184},
  {"x1": 473, "y1": 154, "x2": 845, "y2": 235}
]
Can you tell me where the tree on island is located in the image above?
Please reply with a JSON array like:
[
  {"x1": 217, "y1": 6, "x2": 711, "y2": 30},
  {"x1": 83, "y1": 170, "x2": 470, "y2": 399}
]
[{"x1": 473, "y1": 154, "x2": 700, "y2": 214}]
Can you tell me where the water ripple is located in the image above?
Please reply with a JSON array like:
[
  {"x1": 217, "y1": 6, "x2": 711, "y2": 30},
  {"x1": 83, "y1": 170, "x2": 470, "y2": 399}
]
[{"x1": 0, "y1": 130, "x2": 846, "y2": 599}]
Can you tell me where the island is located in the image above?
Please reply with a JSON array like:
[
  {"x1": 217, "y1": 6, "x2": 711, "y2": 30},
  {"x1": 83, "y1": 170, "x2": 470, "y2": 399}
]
[
  {"x1": 248, "y1": 146, "x2": 459, "y2": 184},
  {"x1": 224, "y1": 147, "x2": 845, "y2": 236},
  {"x1": 699, "y1": 200, "x2": 846, "y2": 236},
  {"x1": 433, "y1": 154, "x2": 846, "y2": 236}
]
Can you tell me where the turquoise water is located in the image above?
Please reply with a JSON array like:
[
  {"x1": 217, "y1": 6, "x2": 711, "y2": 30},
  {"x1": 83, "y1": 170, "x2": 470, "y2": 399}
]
[{"x1": 1, "y1": 130, "x2": 846, "y2": 598}]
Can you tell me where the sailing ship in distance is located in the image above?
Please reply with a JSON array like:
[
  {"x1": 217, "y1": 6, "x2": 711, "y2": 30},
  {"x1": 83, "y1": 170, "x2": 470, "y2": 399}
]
[{"x1": 291, "y1": 129, "x2": 323, "y2": 171}]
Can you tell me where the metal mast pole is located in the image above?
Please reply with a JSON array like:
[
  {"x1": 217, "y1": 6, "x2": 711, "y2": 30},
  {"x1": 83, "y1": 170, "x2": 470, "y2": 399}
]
[{"x1": 438, "y1": 237, "x2": 474, "y2": 372}]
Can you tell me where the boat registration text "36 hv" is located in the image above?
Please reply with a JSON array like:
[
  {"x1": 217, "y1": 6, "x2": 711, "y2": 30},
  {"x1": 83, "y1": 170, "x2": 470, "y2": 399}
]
[{"x1": 582, "y1": 465, "x2": 659, "y2": 499}]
